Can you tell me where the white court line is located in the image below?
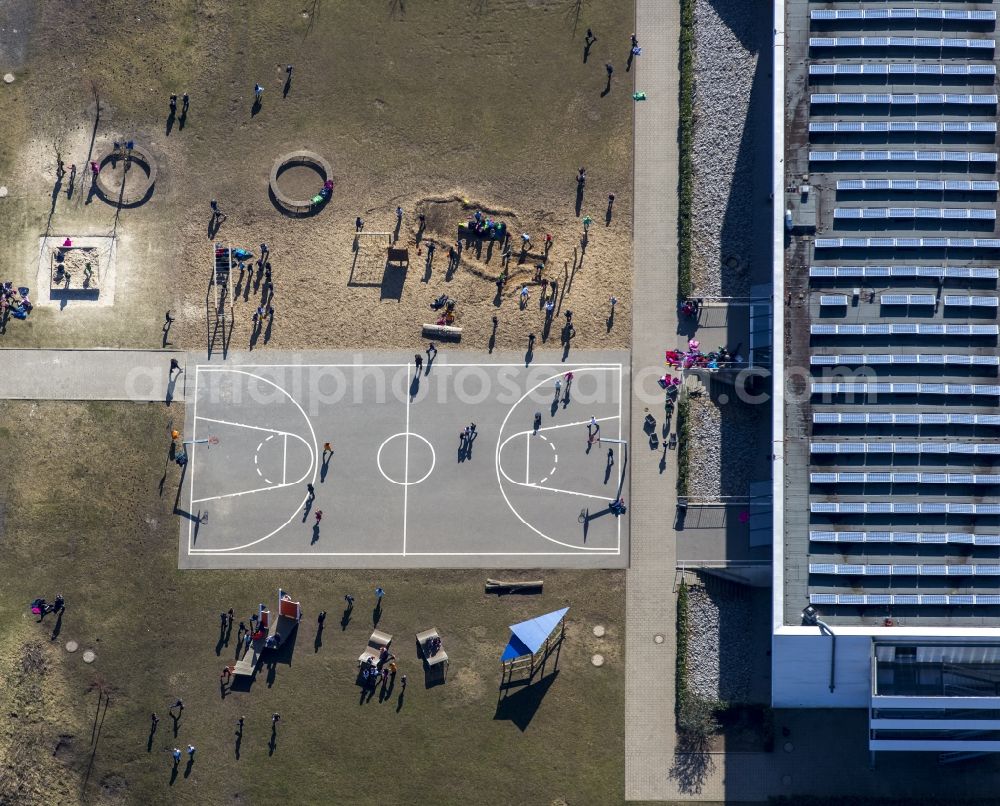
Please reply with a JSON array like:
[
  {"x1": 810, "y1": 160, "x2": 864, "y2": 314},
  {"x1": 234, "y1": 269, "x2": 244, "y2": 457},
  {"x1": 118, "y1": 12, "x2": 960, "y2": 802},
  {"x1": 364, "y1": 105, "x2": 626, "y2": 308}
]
[
  {"x1": 195, "y1": 362, "x2": 621, "y2": 369},
  {"x1": 188, "y1": 368, "x2": 200, "y2": 553},
  {"x1": 617, "y1": 369, "x2": 623, "y2": 553},
  {"x1": 494, "y1": 366, "x2": 623, "y2": 552},
  {"x1": 188, "y1": 362, "x2": 624, "y2": 557},
  {"x1": 191, "y1": 550, "x2": 618, "y2": 556},
  {"x1": 532, "y1": 415, "x2": 619, "y2": 434},
  {"x1": 186, "y1": 368, "x2": 317, "y2": 553},
  {"x1": 403, "y1": 362, "x2": 411, "y2": 556},
  {"x1": 282, "y1": 434, "x2": 287, "y2": 485},
  {"x1": 196, "y1": 415, "x2": 307, "y2": 439},
  {"x1": 525, "y1": 432, "x2": 531, "y2": 484}
]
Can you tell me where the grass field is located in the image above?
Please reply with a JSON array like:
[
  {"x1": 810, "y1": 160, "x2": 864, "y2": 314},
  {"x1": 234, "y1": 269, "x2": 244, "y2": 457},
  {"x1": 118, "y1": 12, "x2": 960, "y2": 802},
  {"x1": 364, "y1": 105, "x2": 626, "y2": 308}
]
[{"x1": 0, "y1": 401, "x2": 625, "y2": 805}]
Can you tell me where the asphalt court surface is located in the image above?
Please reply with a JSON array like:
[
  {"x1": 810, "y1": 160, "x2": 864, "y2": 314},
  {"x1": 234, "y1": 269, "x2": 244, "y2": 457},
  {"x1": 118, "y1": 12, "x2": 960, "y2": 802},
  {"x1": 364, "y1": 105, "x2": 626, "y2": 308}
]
[{"x1": 179, "y1": 351, "x2": 630, "y2": 568}]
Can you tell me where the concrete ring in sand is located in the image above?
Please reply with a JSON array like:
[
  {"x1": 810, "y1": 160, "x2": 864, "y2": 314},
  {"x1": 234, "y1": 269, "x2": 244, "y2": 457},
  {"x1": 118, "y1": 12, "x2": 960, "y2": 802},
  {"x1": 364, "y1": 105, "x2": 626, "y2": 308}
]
[
  {"x1": 591, "y1": 654, "x2": 605, "y2": 667},
  {"x1": 83, "y1": 650, "x2": 96, "y2": 663},
  {"x1": 94, "y1": 143, "x2": 158, "y2": 207},
  {"x1": 269, "y1": 150, "x2": 333, "y2": 216},
  {"x1": 592, "y1": 625, "x2": 606, "y2": 638},
  {"x1": 65, "y1": 641, "x2": 78, "y2": 652}
]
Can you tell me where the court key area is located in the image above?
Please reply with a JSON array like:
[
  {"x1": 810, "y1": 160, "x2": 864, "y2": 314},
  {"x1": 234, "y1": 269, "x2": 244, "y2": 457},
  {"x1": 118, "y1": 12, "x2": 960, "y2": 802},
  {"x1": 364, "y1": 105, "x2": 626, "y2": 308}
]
[{"x1": 178, "y1": 351, "x2": 629, "y2": 568}]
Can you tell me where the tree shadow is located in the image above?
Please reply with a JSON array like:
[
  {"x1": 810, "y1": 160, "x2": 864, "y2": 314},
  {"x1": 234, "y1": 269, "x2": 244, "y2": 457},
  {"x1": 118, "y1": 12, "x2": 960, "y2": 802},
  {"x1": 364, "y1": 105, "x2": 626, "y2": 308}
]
[
  {"x1": 668, "y1": 734, "x2": 715, "y2": 795},
  {"x1": 493, "y1": 670, "x2": 559, "y2": 732}
]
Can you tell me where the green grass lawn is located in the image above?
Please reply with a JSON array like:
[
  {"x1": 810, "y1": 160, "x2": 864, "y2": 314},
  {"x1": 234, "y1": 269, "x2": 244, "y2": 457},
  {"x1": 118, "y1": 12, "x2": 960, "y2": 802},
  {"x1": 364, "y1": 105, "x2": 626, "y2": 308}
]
[{"x1": 0, "y1": 401, "x2": 625, "y2": 805}]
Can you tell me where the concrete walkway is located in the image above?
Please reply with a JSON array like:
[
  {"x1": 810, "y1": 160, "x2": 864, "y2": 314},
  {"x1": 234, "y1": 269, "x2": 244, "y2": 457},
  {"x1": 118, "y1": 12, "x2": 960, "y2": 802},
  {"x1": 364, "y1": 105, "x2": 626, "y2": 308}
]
[
  {"x1": 0, "y1": 348, "x2": 188, "y2": 401},
  {"x1": 625, "y1": 1, "x2": 683, "y2": 801}
]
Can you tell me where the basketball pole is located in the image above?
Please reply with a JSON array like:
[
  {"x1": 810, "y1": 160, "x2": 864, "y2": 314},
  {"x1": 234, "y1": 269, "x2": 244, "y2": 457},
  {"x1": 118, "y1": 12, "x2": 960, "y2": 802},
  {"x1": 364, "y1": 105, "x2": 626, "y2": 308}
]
[{"x1": 601, "y1": 438, "x2": 628, "y2": 501}]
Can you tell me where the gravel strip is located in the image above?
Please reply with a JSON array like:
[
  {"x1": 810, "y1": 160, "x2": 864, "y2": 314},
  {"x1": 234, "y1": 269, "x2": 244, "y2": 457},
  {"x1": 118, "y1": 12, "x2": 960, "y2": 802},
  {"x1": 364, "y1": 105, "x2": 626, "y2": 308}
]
[
  {"x1": 690, "y1": 0, "x2": 761, "y2": 297},
  {"x1": 687, "y1": 395, "x2": 759, "y2": 497},
  {"x1": 685, "y1": 582, "x2": 753, "y2": 703}
]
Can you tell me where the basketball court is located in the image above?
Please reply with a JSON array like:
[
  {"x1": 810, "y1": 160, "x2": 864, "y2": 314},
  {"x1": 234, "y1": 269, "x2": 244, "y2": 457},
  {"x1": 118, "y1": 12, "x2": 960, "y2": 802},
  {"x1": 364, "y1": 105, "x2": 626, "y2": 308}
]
[{"x1": 178, "y1": 350, "x2": 629, "y2": 568}]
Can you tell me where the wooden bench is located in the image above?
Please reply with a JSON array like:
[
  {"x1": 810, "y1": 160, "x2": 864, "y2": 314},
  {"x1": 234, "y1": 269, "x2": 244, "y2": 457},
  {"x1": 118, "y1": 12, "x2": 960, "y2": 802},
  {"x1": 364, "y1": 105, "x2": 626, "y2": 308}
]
[
  {"x1": 358, "y1": 629, "x2": 393, "y2": 667},
  {"x1": 416, "y1": 627, "x2": 449, "y2": 681},
  {"x1": 421, "y1": 324, "x2": 462, "y2": 341}
]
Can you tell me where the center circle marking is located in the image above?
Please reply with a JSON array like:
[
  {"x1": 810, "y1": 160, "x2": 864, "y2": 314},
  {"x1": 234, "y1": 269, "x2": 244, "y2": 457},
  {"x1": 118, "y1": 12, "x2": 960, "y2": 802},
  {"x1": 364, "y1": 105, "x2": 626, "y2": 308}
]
[{"x1": 377, "y1": 432, "x2": 436, "y2": 485}]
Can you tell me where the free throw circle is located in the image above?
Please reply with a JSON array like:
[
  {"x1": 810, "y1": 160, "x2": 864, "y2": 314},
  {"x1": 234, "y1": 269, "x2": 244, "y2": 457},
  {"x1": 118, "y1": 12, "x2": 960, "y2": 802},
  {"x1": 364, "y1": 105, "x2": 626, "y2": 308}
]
[{"x1": 376, "y1": 432, "x2": 435, "y2": 486}]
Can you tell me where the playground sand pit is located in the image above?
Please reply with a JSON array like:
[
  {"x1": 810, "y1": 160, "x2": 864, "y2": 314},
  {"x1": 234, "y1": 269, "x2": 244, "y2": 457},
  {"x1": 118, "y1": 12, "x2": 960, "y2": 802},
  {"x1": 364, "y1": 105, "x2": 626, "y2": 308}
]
[
  {"x1": 51, "y1": 247, "x2": 100, "y2": 291},
  {"x1": 0, "y1": 400, "x2": 626, "y2": 805},
  {"x1": 0, "y1": 0, "x2": 633, "y2": 352}
]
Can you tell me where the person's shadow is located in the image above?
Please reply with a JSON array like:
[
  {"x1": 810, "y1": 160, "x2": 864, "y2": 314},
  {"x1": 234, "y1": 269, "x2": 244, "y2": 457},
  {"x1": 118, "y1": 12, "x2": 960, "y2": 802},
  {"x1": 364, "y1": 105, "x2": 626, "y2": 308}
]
[
  {"x1": 584, "y1": 39, "x2": 594, "y2": 63},
  {"x1": 235, "y1": 728, "x2": 243, "y2": 759},
  {"x1": 251, "y1": 97, "x2": 262, "y2": 117},
  {"x1": 314, "y1": 623, "x2": 323, "y2": 653},
  {"x1": 607, "y1": 307, "x2": 615, "y2": 332},
  {"x1": 302, "y1": 498, "x2": 313, "y2": 522},
  {"x1": 146, "y1": 724, "x2": 156, "y2": 753},
  {"x1": 575, "y1": 183, "x2": 584, "y2": 217},
  {"x1": 183, "y1": 758, "x2": 193, "y2": 778},
  {"x1": 373, "y1": 602, "x2": 382, "y2": 627},
  {"x1": 171, "y1": 713, "x2": 180, "y2": 737},
  {"x1": 396, "y1": 689, "x2": 406, "y2": 712},
  {"x1": 268, "y1": 726, "x2": 277, "y2": 756},
  {"x1": 601, "y1": 76, "x2": 611, "y2": 97},
  {"x1": 166, "y1": 111, "x2": 175, "y2": 136},
  {"x1": 169, "y1": 765, "x2": 178, "y2": 786},
  {"x1": 605, "y1": 457, "x2": 615, "y2": 485},
  {"x1": 311, "y1": 524, "x2": 320, "y2": 544},
  {"x1": 409, "y1": 375, "x2": 420, "y2": 401},
  {"x1": 465, "y1": 432, "x2": 477, "y2": 459},
  {"x1": 525, "y1": 342, "x2": 534, "y2": 366},
  {"x1": 283, "y1": 74, "x2": 292, "y2": 98},
  {"x1": 179, "y1": 109, "x2": 187, "y2": 130},
  {"x1": 341, "y1": 605, "x2": 352, "y2": 631},
  {"x1": 50, "y1": 611, "x2": 63, "y2": 641}
]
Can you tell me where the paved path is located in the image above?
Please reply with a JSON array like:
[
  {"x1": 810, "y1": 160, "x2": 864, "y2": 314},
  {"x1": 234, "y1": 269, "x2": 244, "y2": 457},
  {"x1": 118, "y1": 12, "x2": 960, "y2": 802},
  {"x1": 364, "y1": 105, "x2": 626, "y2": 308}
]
[
  {"x1": 625, "y1": 1, "x2": 683, "y2": 801},
  {"x1": 0, "y1": 348, "x2": 188, "y2": 401}
]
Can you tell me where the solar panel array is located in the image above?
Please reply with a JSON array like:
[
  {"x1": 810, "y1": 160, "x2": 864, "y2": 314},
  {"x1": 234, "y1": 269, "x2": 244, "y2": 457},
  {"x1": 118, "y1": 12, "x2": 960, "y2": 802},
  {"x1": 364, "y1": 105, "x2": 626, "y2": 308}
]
[{"x1": 800, "y1": 4, "x2": 1000, "y2": 614}]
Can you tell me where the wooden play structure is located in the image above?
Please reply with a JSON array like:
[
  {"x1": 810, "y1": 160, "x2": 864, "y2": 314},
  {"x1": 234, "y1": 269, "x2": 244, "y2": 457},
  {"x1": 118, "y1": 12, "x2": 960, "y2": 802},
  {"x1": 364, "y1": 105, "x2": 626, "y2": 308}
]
[
  {"x1": 499, "y1": 607, "x2": 567, "y2": 685},
  {"x1": 233, "y1": 589, "x2": 302, "y2": 678}
]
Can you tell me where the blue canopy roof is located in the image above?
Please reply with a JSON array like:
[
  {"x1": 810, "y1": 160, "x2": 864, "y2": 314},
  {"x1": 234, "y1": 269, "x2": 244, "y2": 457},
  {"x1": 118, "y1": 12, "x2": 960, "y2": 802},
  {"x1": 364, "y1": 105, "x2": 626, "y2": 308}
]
[{"x1": 500, "y1": 607, "x2": 569, "y2": 661}]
